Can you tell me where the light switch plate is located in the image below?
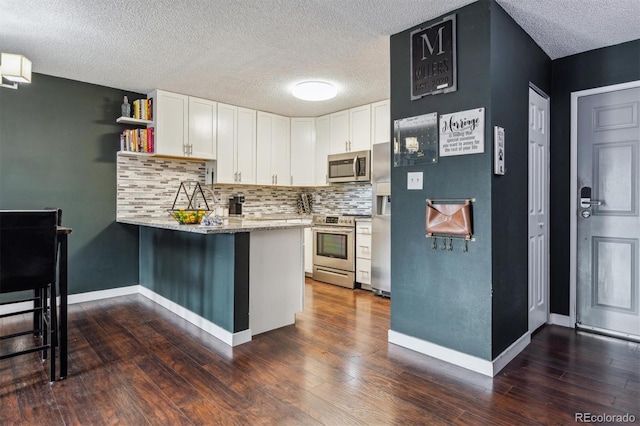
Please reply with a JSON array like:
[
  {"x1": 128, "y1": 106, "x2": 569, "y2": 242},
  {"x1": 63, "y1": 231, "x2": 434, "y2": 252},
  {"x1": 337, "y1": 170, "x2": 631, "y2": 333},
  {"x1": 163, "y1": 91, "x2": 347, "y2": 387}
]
[{"x1": 407, "y1": 172, "x2": 423, "y2": 190}]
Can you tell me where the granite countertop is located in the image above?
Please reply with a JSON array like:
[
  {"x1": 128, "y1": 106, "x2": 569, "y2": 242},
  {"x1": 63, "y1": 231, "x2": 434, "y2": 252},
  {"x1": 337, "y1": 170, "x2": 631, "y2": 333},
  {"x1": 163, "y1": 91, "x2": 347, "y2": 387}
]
[{"x1": 117, "y1": 216, "x2": 312, "y2": 234}]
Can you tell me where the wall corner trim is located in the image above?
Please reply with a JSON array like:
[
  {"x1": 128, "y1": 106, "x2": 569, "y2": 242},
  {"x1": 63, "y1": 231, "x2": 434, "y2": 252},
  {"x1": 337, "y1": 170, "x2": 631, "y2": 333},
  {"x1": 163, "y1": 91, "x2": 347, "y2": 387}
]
[
  {"x1": 548, "y1": 313, "x2": 573, "y2": 328},
  {"x1": 388, "y1": 329, "x2": 530, "y2": 377}
]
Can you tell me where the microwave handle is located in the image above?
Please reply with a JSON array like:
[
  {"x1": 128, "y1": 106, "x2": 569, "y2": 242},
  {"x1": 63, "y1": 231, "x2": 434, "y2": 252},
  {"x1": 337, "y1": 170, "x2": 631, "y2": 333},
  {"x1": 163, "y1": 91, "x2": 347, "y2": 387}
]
[{"x1": 353, "y1": 156, "x2": 358, "y2": 178}]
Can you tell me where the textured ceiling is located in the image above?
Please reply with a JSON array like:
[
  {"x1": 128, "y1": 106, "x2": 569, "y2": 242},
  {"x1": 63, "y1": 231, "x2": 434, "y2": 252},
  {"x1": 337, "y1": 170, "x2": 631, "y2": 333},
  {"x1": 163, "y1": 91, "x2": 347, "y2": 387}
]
[{"x1": 1, "y1": 0, "x2": 638, "y2": 117}]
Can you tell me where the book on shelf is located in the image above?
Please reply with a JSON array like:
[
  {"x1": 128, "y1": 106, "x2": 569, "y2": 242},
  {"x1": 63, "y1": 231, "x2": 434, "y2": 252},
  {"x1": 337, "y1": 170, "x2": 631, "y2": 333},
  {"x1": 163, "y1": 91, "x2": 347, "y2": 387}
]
[
  {"x1": 120, "y1": 127, "x2": 155, "y2": 153},
  {"x1": 131, "y1": 98, "x2": 153, "y2": 121}
]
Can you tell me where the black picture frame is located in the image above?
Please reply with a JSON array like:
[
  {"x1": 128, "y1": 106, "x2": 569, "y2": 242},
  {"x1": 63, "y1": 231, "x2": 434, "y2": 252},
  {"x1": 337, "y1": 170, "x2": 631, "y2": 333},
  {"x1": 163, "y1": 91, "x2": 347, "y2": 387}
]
[{"x1": 410, "y1": 14, "x2": 457, "y2": 100}]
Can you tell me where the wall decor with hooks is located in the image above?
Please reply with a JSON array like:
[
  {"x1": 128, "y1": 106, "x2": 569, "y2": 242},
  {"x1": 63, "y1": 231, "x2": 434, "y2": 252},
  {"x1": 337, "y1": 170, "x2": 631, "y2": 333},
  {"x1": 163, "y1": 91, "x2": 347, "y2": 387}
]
[{"x1": 425, "y1": 198, "x2": 475, "y2": 252}]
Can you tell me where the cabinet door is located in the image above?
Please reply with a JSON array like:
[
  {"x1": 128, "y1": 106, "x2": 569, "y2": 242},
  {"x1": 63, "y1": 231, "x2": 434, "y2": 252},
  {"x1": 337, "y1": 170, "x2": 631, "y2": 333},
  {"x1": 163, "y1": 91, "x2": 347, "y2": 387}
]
[
  {"x1": 216, "y1": 103, "x2": 237, "y2": 184},
  {"x1": 372, "y1": 99, "x2": 391, "y2": 145},
  {"x1": 189, "y1": 97, "x2": 217, "y2": 160},
  {"x1": 356, "y1": 258, "x2": 371, "y2": 285},
  {"x1": 290, "y1": 118, "x2": 315, "y2": 186},
  {"x1": 153, "y1": 90, "x2": 188, "y2": 157},
  {"x1": 349, "y1": 104, "x2": 371, "y2": 152},
  {"x1": 256, "y1": 112, "x2": 273, "y2": 185},
  {"x1": 314, "y1": 114, "x2": 331, "y2": 186},
  {"x1": 330, "y1": 110, "x2": 350, "y2": 154},
  {"x1": 304, "y1": 227, "x2": 313, "y2": 274},
  {"x1": 236, "y1": 107, "x2": 256, "y2": 184},
  {"x1": 271, "y1": 115, "x2": 290, "y2": 186}
]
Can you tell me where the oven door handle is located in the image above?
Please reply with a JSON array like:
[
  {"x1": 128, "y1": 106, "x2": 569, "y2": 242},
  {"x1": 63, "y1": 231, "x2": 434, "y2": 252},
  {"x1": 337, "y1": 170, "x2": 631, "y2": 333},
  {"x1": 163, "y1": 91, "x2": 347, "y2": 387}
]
[{"x1": 313, "y1": 227, "x2": 354, "y2": 234}]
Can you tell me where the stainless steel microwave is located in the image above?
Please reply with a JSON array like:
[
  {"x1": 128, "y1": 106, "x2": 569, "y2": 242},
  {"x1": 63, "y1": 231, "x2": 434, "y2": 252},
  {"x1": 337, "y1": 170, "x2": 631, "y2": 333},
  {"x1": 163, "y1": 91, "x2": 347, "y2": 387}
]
[{"x1": 327, "y1": 150, "x2": 371, "y2": 183}]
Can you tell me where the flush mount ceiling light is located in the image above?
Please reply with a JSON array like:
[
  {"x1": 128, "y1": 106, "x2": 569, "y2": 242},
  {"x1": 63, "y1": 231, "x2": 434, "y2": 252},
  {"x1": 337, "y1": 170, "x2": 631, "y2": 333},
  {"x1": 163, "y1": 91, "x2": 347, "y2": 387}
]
[
  {"x1": 292, "y1": 81, "x2": 337, "y2": 101},
  {"x1": 1, "y1": 53, "x2": 32, "y2": 90}
]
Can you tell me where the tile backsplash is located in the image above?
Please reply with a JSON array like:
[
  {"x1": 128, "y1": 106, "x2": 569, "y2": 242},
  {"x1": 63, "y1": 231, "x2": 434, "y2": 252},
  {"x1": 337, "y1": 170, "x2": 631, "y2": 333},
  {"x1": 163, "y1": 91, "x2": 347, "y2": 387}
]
[{"x1": 117, "y1": 154, "x2": 372, "y2": 219}]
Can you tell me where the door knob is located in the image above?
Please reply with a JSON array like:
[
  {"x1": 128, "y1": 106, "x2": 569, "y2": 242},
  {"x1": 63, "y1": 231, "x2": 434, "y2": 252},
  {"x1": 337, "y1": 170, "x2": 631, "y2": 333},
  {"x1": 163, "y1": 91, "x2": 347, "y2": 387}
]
[{"x1": 580, "y1": 186, "x2": 602, "y2": 208}]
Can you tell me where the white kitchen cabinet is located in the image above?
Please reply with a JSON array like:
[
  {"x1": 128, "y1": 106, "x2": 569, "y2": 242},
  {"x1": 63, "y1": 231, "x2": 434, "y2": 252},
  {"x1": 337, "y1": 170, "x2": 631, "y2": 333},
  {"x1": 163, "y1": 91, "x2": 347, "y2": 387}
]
[
  {"x1": 149, "y1": 89, "x2": 217, "y2": 159},
  {"x1": 372, "y1": 99, "x2": 391, "y2": 145},
  {"x1": 216, "y1": 103, "x2": 256, "y2": 184},
  {"x1": 290, "y1": 117, "x2": 315, "y2": 186},
  {"x1": 188, "y1": 96, "x2": 217, "y2": 159},
  {"x1": 329, "y1": 105, "x2": 372, "y2": 154},
  {"x1": 356, "y1": 220, "x2": 372, "y2": 288},
  {"x1": 257, "y1": 112, "x2": 290, "y2": 186},
  {"x1": 149, "y1": 90, "x2": 188, "y2": 157},
  {"x1": 237, "y1": 107, "x2": 257, "y2": 184},
  {"x1": 304, "y1": 227, "x2": 313, "y2": 275},
  {"x1": 314, "y1": 114, "x2": 330, "y2": 186},
  {"x1": 329, "y1": 109, "x2": 350, "y2": 154},
  {"x1": 349, "y1": 104, "x2": 371, "y2": 152}
]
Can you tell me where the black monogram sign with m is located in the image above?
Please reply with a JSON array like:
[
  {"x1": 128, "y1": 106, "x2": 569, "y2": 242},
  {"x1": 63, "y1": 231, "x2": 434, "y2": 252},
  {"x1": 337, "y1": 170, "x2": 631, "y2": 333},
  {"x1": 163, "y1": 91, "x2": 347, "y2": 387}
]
[{"x1": 410, "y1": 14, "x2": 457, "y2": 100}]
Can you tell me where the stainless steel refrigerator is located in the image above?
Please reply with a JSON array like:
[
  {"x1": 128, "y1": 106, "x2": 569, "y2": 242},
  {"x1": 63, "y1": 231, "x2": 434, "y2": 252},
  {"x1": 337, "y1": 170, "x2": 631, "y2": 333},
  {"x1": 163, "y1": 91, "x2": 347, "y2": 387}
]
[{"x1": 371, "y1": 142, "x2": 391, "y2": 297}]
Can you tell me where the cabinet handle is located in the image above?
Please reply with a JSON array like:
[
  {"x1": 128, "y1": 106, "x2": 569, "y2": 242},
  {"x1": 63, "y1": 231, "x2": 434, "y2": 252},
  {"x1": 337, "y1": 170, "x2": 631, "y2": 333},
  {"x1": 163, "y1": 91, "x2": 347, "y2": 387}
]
[
  {"x1": 234, "y1": 172, "x2": 238, "y2": 182},
  {"x1": 345, "y1": 141, "x2": 348, "y2": 151},
  {"x1": 276, "y1": 175, "x2": 278, "y2": 185},
  {"x1": 239, "y1": 172, "x2": 241, "y2": 182}
]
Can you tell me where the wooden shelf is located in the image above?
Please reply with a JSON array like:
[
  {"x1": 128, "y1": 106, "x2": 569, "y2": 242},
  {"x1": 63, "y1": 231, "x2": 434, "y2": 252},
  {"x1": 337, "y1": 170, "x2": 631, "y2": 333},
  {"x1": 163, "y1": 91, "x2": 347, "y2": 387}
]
[
  {"x1": 117, "y1": 151, "x2": 155, "y2": 157},
  {"x1": 116, "y1": 116, "x2": 152, "y2": 125}
]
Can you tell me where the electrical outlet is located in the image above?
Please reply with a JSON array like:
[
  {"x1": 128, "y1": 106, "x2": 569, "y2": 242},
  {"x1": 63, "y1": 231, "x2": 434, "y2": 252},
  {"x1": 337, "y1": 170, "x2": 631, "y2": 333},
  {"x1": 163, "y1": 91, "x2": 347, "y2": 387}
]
[{"x1": 407, "y1": 172, "x2": 423, "y2": 190}]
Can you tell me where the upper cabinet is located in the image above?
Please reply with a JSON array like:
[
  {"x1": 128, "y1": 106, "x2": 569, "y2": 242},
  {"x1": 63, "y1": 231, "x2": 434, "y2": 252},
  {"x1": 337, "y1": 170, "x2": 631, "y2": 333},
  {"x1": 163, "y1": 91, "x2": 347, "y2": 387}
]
[
  {"x1": 290, "y1": 117, "x2": 316, "y2": 186},
  {"x1": 257, "y1": 112, "x2": 291, "y2": 186},
  {"x1": 329, "y1": 110, "x2": 350, "y2": 154},
  {"x1": 188, "y1": 96, "x2": 217, "y2": 159},
  {"x1": 349, "y1": 104, "x2": 371, "y2": 152},
  {"x1": 217, "y1": 104, "x2": 256, "y2": 184},
  {"x1": 314, "y1": 114, "x2": 331, "y2": 186},
  {"x1": 148, "y1": 89, "x2": 216, "y2": 160},
  {"x1": 371, "y1": 99, "x2": 391, "y2": 145},
  {"x1": 329, "y1": 104, "x2": 372, "y2": 154}
]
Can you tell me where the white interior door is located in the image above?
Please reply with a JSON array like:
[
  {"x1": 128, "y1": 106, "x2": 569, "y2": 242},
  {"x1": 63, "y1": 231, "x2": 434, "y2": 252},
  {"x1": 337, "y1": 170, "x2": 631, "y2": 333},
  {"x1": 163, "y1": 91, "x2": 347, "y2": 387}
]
[
  {"x1": 576, "y1": 86, "x2": 640, "y2": 340},
  {"x1": 528, "y1": 87, "x2": 550, "y2": 333}
]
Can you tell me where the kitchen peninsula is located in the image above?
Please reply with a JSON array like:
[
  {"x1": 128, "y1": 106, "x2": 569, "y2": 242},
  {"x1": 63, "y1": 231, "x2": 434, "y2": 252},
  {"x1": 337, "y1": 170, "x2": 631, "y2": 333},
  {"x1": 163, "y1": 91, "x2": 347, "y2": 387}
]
[{"x1": 118, "y1": 216, "x2": 310, "y2": 346}]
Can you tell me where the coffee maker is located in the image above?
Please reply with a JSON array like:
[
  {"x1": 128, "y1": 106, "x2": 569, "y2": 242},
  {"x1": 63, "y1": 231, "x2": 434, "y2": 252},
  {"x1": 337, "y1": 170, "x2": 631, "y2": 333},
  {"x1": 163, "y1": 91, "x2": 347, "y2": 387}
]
[{"x1": 228, "y1": 194, "x2": 245, "y2": 216}]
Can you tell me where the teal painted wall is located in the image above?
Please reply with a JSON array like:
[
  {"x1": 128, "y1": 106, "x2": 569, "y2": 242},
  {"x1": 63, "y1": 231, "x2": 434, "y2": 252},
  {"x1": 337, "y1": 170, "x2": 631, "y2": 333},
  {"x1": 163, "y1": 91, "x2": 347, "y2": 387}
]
[
  {"x1": 390, "y1": 0, "x2": 494, "y2": 360},
  {"x1": 0, "y1": 73, "x2": 140, "y2": 295},
  {"x1": 489, "y1": 3, "x2": 551, "y2": 358},
  {"x1": 390, "y1": 0, "x2": 552, "y2": 361},
  {"x1": 549, "y1": 40, "x2": 640, "y2": 316},
  {"x1": 138, "y1": 227, "x2": 250, "y2": 333}
]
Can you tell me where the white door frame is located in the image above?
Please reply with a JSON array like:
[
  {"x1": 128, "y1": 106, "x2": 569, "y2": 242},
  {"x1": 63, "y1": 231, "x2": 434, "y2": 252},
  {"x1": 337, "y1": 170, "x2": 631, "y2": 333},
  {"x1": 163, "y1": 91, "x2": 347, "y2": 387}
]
[{"x1": 569, "y1": 80, "x2": 640, "y2": 328}]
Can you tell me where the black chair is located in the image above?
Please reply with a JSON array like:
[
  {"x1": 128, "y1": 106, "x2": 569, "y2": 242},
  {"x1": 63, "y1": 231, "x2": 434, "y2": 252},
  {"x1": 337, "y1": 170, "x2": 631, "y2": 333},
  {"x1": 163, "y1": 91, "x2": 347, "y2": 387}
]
[{"x1": 0, "y1": 210, "x2": 59, "y2": 382}]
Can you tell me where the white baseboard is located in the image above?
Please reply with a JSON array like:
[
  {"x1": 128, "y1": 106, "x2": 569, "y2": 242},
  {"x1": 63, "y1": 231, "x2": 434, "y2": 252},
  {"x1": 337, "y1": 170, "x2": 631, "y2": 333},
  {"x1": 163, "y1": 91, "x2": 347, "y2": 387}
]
[
  {"x1": 1, "y1": 285, "x2": 252, "y2": 347},
  {"x1": 388, "y1": 330, "x2": 530, "y2": 377},
  {"x1": 138, "y1": 286, "x2": 251, "y2": 346},
  {"x1": 67, "y1": 285, "x2": 140, "y2": 305},
  {"x1": 549, "y1": 313, "x2": 573, "y2": 328},
  {"x1": 0, "y1": 301, "x2": 34, "y2": 316}
]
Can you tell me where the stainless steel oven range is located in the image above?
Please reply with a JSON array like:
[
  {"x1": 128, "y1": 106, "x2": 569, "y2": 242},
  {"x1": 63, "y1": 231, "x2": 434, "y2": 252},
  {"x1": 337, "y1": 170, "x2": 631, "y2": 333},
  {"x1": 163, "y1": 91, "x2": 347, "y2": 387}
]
[{"x1": 312, "y1": 214, "x2": 358, "y2": 289}]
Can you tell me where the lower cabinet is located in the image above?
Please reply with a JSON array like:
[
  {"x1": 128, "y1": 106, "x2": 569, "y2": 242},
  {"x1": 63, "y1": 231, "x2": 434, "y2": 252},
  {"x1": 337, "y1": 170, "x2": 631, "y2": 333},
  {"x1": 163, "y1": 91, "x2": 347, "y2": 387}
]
[
  {"x1": 304, "y1": 227, "x2": 313, "y2": 275},
  {"x1": 355, "y1": 220, "x2": 372, "y2": 288}
]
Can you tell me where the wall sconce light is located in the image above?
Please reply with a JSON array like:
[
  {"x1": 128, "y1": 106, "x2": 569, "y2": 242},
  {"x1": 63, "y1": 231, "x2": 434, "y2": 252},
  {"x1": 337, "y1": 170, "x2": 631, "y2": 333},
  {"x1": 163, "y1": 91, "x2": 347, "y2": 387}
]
[{"x1": 1, "y1": 53, "x2": 32, "y2": 90}]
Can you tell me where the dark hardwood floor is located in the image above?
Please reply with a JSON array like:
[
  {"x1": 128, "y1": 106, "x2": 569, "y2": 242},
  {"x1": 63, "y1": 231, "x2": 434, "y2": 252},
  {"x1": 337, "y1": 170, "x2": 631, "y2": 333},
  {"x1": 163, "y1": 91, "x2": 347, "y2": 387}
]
[{"x1": 1, "y1": 278, "x2": 638, "y2": 425}]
